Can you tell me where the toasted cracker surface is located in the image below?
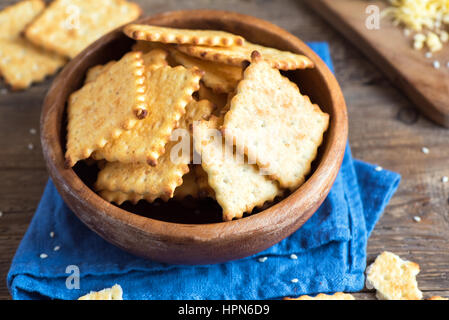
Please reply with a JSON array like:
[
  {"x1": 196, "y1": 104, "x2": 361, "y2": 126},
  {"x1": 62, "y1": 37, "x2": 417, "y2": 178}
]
[
  {"x1": 93, "y1": 65, "x2": 202, "y2": 165},
  {"x1": 284, "y1": 292, "x2": 355, "y2": 300},
  {"x1": 0, "y1": 0, "x2": 45, "y2": 40},
  {"x1": 0, "y1": 38, "x2": 66, "y2": 89},
  {"x1": 65, "y1": 51, "x2": 147, "y2": 167},
  {"x1": 193, "y1": 116, "x2": 280, "y2": 221},
  {"x1": 124, "y1": 24, "x2": 244, "y2": 47},
  {"x1": 171, "y1": 49, "x2": 242, "y2": 93},
  {"x1": 177, "y1": 40, "x2": 314, "y2": 70},
  {"x1": 78, "y1": 284, "x2": 123, "y2": 300},
  {"x1": 25, "y1": 0, "x2": 141, "y2": 58},
  {"x1": 84, "y1": 60, "x2": 116, "y2": 84},
  {"x1": 222, "y1": 55, "x2": 329, "y2": 190},
  {"x1": 365, "y1": 251, "x2": 423, "y2": 300}
]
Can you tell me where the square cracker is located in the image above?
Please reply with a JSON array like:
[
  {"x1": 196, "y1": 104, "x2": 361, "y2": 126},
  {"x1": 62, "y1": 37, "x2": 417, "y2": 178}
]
[
  {"x1": 284, "y1": 292, "x2": 355, "y2": 300},
  {"x1": 25, "y1": 0, "x2": 142, "y2": 58},
  {"x1": 222, "y1": 52, "x2": 329, "y2": 190},
  {"x1": 0, "y1": 0, "x2": 45, "y2": 40},
  {"x1": 365, "y1": 251, "x2": 423, "y2": 300},
  {"x1": 177, "y1": 40, "x2": 314, "y2": 70},
  {"x1": 78, "y1": 284, "x2": 123, "y2": 300},
  {"x1": 0, "y1": 38, "x2": 66, "y2": 89},
  {"x1": 193, "y1": 116, "x2": 280, "y2": 221},
  {"x1": 95, "y1": 100, "x2": 214, "y2": 201},
  {"x1": 65, "y1": 51, "x2": 147, "y2": 167},
  {"x1": 170, "y1": 49, "x2": 242, "y2": 93},
  {"x1": 124, "y1": 24, "x2": 244, "y2": 47},
  {"x1": 93, "y1": 65, "x2": 203, "y2": 166}
]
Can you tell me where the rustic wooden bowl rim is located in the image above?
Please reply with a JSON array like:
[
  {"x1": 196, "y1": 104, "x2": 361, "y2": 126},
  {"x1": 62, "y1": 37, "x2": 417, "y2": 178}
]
[{"x1": 41, "y1": 10, "x2": 348, "y2": 252}]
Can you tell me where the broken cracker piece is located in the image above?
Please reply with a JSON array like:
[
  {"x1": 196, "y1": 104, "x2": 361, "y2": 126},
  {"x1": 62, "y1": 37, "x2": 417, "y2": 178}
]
[
  {"x1": 177, "y1": 40, "x2": 314, "y2": 70},
  {"x1": 93, "y1": 65, "x2": 202, "y2": 165},
  {"x1": 25, "y1": 0, "x2": 142, "y2": 58},
  {"x1": 124, "y1": 24, "x2": 244, "y2": 47},
  {"x1": 222, "y1": 53, "x2": 329, "y2": 190},
  {"x1": 193, "y1": 116, "x2": 280, "y2": 221},
  {"x1": 0, "y1": 0, "x2": 45, "y2": 40},
  {"x1": 65, "y1": 51, "x2": 147, "y2": 167},
  {"x1": 78, "y1": 284, "x2": 123, "y2": 300},
  {"x1": 284, "y1": 292, "x2": 355, "y2": 300},
  {"x1": 365, "y1": 251, "x2": 423, "y2": 300}
]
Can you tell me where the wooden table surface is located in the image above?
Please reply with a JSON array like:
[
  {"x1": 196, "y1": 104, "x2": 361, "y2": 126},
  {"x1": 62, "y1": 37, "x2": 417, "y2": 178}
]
[{"x1": 0, "y1": 0, "x2": 448, "y2": 300}]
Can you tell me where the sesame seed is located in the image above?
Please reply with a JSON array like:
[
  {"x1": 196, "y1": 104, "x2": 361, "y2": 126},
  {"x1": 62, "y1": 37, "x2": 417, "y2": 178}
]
[
  {"x1": 29, "y1": 128, "x2": 37, "y2": 135},
  {"x1": 290, "y1": 254, "x2": 298, "y2": 260},
  {"x1": 413, "y1": 216, "x2": 421, "y2": 222},
  {"x1": 291, "y1": 278, "x2": 299, "y2": 283},
  {"x1": 375, "y1": 166, "x2": 383, "y2": 172},
  {"x1": 442, "y1": 176, "x2": 449, "y2": 183},
  {"x1": 258, "y1": 256, "x2": 268, "y2": 263},
  {"x1": 433, "y1": 60, "x2": 441, "y2": 69},
  {"x1": 50, "y1": 231, "x2": 55, "y2": 238},
  {"x1": 54, "y1": 246, "x2": 60, "y2": 251},
  {"x1": 422, "y1": 147, "x2": 430, "y2": 154},
  {"x1": 40, "y1": 253, "x2": 48, "y2": 259},
  {"x1": 27, "y1": 143, "x2": 34, "y2": 150},
  {"x1": 425, "y1": 52, "x2": 433, "y2": 58}
]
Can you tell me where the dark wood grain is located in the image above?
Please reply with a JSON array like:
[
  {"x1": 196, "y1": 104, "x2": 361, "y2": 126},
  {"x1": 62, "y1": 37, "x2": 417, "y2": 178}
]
[{"x1": 0, "y1": 0, "x2": 448, "y2": 300}]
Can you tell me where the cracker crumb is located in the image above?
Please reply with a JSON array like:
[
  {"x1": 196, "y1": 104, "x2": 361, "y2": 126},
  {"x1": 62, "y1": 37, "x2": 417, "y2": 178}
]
[
  {"x1": 413, "y1": 216, "x2": 421, "y2": 222},
  {"x1": 50, "y1": 231, "x2": 55, "y2": 238},
  {"x1": 291, "y1": 278, "x2": 299, "y2": 283},
  {"x1": 375, "y1": 166, "x2": 383, "y2": 172},
  {"x1": 442, "y1": 176, "x2": 449, "y2": 183},
  {"x1": 29, "y1": 128, "x2": 37, "y2": 135},
  {"x1": 258, "y1": 256, "x2": 268, "y2": 263},
  {"x1": 421, "y1": 147, "x2": 430, "y2": 154},
  {"x1": 40, "y1": 253, "x2": 48, "y2": 259},
  {"x1": 27, "y1": 143, "x2": 34, "y2": 150},
  {"x1": 54, "y1": 245, "x2": 60, "y2": 251},
  {"x1": 290, "y1": 254, "x2": 298, "y2": 260}
]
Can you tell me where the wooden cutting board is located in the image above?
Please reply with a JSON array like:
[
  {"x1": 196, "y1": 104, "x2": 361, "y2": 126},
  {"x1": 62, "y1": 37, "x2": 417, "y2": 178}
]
[{"x1": 306, "y1": 0, "x2": 449, "y2": 128}]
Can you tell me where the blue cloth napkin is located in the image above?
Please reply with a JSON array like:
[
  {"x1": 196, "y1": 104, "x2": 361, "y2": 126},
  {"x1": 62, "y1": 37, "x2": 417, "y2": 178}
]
[{"x1": 7, "y1": 43, "x2": 401, "y2": 300}]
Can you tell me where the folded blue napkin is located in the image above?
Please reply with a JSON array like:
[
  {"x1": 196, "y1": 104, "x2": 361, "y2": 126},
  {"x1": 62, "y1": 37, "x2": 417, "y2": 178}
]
[{"x1": 7, "y1": 43, "x2": 401, "y2": 300}]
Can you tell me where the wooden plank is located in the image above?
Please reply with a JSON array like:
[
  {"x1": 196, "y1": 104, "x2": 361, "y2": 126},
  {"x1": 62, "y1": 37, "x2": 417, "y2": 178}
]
[{"x1": 306, "y1": 0, "x2": 449, "y2": 128}]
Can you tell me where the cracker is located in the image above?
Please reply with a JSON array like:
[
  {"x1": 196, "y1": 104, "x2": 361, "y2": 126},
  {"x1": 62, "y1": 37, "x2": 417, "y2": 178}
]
[
  {"x1": 65, "y1": 51, "x2": 147, "y2": 167},
  {"x1": 0, "y1": 38, "x2": 66, "y2": 89},
  {"x1": 93, "y1": 65, "x2": 202, "y2": 165},
  {"x1": 25, "y1": 0, "x2": 142, "y2": 58},
  {"x1": 284, "y1": 292, "x2": 355, "y2": 300},
  {"x1": 177, "y1": 40, "x2": 314, "y2": 70},
  {"x1": 84, "y1": 60, "x2": 116, "y2": 84},
  {"x1": 171, "y1": 49, "x2": 242, "y2": 93},
  {"x1": 0, "y1": 0, "x2": 44, "y2": 39},
  {"x1": 124, "y1": 24, "x2": 244, "y2": 47},
  {"x1": 198, "y1": 84, "x2": 228, "y2": 113},
  {"x1": 98, "y1": 190, "x2": 143, "y2": 205},
  {"x1": 221, "y1": 53, "x2": 329, "y2": 190},
  {"x1": 193, "y1": 164, "x2": 215, "y2": 199},
  {"x1": 193, "y1": 116, "x2": 280, "y2": 221},
  {"x1": 365, "y1": 251, "x2": 423, "y2": 300},
  {"x1": 78, "y1": 284, "x2": 123, "y2": 300}
]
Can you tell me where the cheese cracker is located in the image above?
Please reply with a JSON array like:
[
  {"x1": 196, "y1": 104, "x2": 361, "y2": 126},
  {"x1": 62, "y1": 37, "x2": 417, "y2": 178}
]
[
  {"x1": 124, "y1": 24, "x2": 244, "y2": 47},
  {"x1": 177, "y1": 40, "x2": 314, "y2": 70},
  {"x1": 193, "y1": 116, "x2": 280, "y2": 221},
  {"x1": 284, "y1": 292, "x2": 355, "y2": 300},
  {"x1": 365, "y1": 251, "x2": 423, "y2": 300},
  {"x1": 25, "y1": 0, "x2": 142, "y2": 58},
  {"x1": 222, "y1": 52, "x2": 329, "y2": 190},
  {"x1": 0, "y1": 0, "x2": 45, "y2": 40},
  {"x1": 65, "y1": 51, "x2": 147, "y2": 167}
]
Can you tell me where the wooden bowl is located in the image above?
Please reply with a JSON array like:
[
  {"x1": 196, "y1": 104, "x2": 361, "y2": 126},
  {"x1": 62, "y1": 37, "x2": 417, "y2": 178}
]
[{"x1": 40, "y1": 10, "x2": 348, "y2": 264}]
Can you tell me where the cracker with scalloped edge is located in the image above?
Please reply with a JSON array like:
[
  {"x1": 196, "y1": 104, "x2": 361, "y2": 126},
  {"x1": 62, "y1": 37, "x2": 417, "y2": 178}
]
[
  {"x1": 65, "y1": 51, "x2": 147, "y2": 167},
  {"x1": 95, "y1": 99, "x2": 213, "y2": 200},
  {"x1": 0, "y1": 38, "x2": 66, "y2": 89},
  {"x1": 193, "y1": 116, "x2": 280, "y2": 221},
  {"x1": 0, "y1": 0, "x2": 45, "y2": 40},
  {"x1": 365, "y1": 251, "x2": 423, "y2": 300},
  {"x1": 124, "y1": 24, "x2": 244, "y2": 47},
  {"x1": 25, "y1": 0, "x2": 141, "y2": 58},
  {"x1": 177, "y1": 40, "x2": 314, "y2": 70},
  {"x1": 284, "y1": 292, "x2": 355, "y2": 300},
  {"x1": 222, "y1": 52, "x2": 329, "y2": 190},
  {"x1": 93, "y1": 65, "x2": 202, "y2": 165},
  {"x1": 78, "y1": 284, "x2": 123, "y2": 300},
  {"x1": 170, "y1": 49, "x2": 242, "y2": 93}
]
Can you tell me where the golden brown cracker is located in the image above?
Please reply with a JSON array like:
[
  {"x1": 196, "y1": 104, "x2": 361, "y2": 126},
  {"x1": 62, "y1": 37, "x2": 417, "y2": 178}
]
[
  {"x1": 365, "y1": 251, "x2": 423, "y2": 300},
  {"x1": 0, "y1": 38, "x2": 66, "y2": 89},
  {"x1": 124, "y1": 24, "x2": 244, "y2": 47},
  {"x1": 78, "y1": 284, "x2": 123, "y2": 300},
  {"x1": 170, "y1": 49, "x2": 242, "y2": 93},
  {"x1": 25, "y1": 0, "x2": 142, "y2": 58},
  {"x1": 84, "y1": 60, "x2": 116, "y2": 84},
  {"x1": 177, "y1": 40, "x2": 314, "y2": 70},
  {"x1": 98, "y1": 190, "x2": 143, "y2": 205},
  {"x1": 284, "y1": 292, "x2": 355, "y2": 300},
  {"x1": 93, "y1": 65, "x2": 202, "y2": 165},
  {"x1": 65, "y1": 51, "x2": 147, "y2": 167},
  {"x1": 222, "y1": 54, "x2": 329, "y2": 190},
  {"x1": 193, "y1": 116, "x2": 280, "y2": 221},
  {"x1": 0, "y1": 0, "x2": 45, "y2": 40}
]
